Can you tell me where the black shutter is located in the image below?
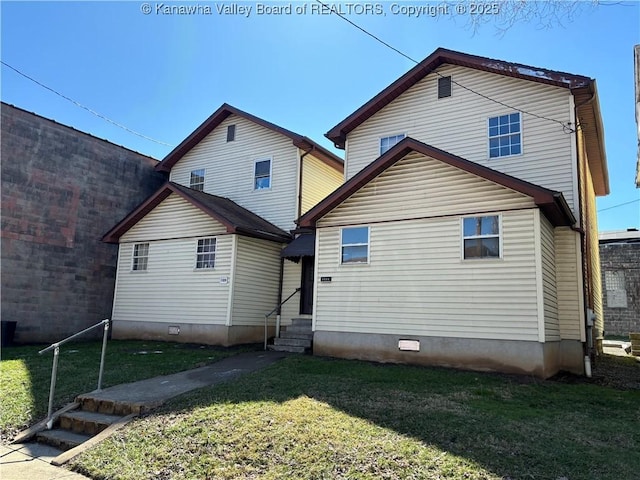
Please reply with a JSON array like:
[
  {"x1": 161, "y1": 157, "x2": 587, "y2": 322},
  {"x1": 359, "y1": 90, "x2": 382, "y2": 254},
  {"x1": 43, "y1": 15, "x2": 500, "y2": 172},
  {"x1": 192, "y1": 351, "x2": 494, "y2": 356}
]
[{"x1": 438, "y1": 76, "x2": 452, "y2": 99}]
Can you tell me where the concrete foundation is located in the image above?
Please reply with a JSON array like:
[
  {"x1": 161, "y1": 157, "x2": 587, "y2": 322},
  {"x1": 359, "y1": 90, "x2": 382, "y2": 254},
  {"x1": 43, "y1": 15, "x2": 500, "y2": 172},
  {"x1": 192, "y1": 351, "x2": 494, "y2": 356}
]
[
  {"x1": 112, "y1": 320, "x2": 272, "y2": 346},
  {"x1": 313, "y1": 331, "x2": 585, "y2": 378}
]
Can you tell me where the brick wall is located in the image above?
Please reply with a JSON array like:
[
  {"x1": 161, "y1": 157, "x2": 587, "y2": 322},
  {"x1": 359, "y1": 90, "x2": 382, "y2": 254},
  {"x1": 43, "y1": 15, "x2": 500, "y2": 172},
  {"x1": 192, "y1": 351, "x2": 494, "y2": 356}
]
[
  {"x1": 1, "y1": 103, "x2": 166, "y2": 343},
  {"x1": 599, "y1": 242, "x2": 640, "y2": 336}
]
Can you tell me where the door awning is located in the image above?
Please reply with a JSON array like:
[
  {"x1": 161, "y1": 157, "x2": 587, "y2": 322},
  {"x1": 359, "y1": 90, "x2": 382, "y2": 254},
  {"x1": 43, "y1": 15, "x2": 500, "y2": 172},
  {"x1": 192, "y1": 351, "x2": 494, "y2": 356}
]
[{"x1": 281, "y1": 233, "x2": 315, "y2": 261}]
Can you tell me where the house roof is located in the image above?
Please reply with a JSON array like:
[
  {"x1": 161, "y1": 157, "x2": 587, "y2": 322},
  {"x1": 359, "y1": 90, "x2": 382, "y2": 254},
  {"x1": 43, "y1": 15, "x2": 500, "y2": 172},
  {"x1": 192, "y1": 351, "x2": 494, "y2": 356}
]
[
  {"x1": 325, "y1": 47, "x2": 609, "y2": 196},
  {"x1": 156, "y1": 103, "x2": 344, "y2": 173},
  {"x1": 102, "y1": 182, "x2": 291, "y2": 244},
  {"x1": 297, "y1": 137, "x2": 576, "y2": 229}
]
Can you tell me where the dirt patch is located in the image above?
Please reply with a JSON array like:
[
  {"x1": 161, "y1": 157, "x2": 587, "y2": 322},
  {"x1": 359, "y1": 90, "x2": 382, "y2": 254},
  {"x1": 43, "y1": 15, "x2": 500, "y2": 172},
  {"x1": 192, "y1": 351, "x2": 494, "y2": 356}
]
[{"x1": 550, "y1": 354, "x2": 640, "y2": 391}]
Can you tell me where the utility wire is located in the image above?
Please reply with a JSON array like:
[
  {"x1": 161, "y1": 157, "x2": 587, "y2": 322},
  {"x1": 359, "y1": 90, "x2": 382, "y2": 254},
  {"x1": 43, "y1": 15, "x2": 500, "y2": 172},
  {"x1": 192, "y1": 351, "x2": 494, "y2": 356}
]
[
  {"x1": 597, "y1": 199, "x2": 640, "y2": 213},
  {"x1": 315, "y1": 0, "x2": 575, "y2": 133},
  {"x1": 1, "y1": 60, "x2": 173, "y2": 147}
]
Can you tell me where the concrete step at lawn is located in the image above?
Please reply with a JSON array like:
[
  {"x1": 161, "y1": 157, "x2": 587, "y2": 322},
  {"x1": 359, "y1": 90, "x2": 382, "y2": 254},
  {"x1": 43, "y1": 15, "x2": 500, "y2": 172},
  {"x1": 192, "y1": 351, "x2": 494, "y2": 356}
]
[
  {"x1": 76, "y1": 395, "x2": 139, "y2": 416},
  {"x1": 273, "y1": 337, "x2": 312, "y2": 348},
  {"x1": 59, "y1": 410, "x2": 125, "y2": 436},
  {"x1": 268, "y1": 344, "x2": 308, "y2": 354},
  {"x1": 36, "y1": 429, "x2": 92, "y2": 451}
]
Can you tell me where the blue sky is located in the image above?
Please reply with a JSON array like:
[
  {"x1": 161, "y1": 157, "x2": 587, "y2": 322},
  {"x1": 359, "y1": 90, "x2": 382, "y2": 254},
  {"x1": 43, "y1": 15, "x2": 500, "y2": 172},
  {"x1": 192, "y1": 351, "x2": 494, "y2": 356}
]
[{"x1": 2, "y1": 1, "x2": 639, "y2": 231}]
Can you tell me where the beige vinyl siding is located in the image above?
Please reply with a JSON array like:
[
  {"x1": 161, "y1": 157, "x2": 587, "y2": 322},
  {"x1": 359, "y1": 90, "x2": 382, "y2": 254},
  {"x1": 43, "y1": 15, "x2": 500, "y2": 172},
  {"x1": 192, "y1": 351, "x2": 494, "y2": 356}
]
[
  {"x1": 583, "y1": 150, "x2": 603, "y2": 337},
  {"x1": 169, "y1": 114, "x2": 299, "y2": 231},
  {"x1": 315, "y1": 209, "x2": 540, "y2": 341},
  {"x1": 345, "y1": 64, "x2": 576, "y2": 213},
  {"x1": 280, "y1": 260, "x2": 305, "y2": 324},
  {"x1": 319, "y1": 152, "x2": 536, "y2": 227},
  {"x1": 540, "y1": 213, "x2": 559, "y2": 341},
  {"x1": 300, "y1": 153, "x2": 344, "y2": 214},
  {"x1": 121, "y1": 194, "x2": 227, "y2": 242},
  {"x1": 113, "y1": 235, "x2": 233, "y2": 325},
  {"x1": 230, "y1": 236, "x2": 282, "y2": 326},
  {"x1": 554, "y1": 227, "x2": 583, "y2": 340}
]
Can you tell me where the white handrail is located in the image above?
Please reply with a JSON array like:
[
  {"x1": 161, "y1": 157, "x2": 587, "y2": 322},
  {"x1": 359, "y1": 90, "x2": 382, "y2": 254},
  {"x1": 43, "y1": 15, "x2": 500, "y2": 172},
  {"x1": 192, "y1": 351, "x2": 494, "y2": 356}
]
[{"x1": 38, "y1": 319, "x2": 110, "y2": 427}]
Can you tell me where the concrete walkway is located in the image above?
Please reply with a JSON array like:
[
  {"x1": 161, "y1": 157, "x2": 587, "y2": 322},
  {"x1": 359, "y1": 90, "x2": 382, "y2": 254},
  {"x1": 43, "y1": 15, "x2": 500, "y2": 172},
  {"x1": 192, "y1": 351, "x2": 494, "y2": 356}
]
[{"x1": 0, "y1": 350, "x2": 289, "y2": 480}]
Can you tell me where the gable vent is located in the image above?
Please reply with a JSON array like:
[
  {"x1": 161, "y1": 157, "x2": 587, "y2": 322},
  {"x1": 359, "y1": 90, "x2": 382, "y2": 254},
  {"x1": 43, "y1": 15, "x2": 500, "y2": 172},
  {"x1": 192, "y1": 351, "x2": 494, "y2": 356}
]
[
  {"x1": 438, "y1": 76, "x2": 452, "y2": 99},
  {"x1": 227, "y1": 124, "x2": 236, "y2": 142}
]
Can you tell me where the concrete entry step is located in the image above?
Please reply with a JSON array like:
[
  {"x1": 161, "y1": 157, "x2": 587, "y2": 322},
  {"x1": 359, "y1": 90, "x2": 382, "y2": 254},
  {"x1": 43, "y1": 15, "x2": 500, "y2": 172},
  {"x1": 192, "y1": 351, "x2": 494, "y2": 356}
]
[
  {"x1": 291, "y1": 318, "x2": 312, "y2": 328},
  {"x1": 283, "y1": 325, "x2": 313, "y2": 335},
  {"x1": 268, "y1": 344, "x2": 308, "y2": 354},
  {"x1": 273, "y1": 337, "x2": 311, "y2": 348},
  {"x1": 280, "y1": 331, "x2": 314, "y2": 341},
  {"x1": 59, "y1": 410, "x2": 125, "y2": 436},
  {"x1": 36, "y1": 429, "x2": 92, "y2": 451}
]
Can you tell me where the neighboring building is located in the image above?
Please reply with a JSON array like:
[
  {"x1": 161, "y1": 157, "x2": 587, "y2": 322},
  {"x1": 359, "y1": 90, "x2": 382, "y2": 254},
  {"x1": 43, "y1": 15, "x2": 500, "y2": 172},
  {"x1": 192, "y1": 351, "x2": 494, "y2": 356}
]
[
  {"x1": 298, "y1": 48, "x2": 609, "y2": 377},
  {"x1": 1, "y1": 102, "x2": 165, "y2": 343},
  {"x1": 599, "y1": 230, "x2": 640, "y2": 336},
  {"x1": 104, "y1": 104, "x2": 344, "y2": 345}
]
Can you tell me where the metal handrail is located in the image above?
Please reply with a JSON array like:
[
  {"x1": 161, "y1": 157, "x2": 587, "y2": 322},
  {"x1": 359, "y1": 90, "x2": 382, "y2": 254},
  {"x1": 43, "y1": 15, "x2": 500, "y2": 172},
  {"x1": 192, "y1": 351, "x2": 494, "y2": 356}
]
[
  {"x1": 39, "y1": 318, "x2": 110, "y2": 427},
  {"x1": 264, "y1": 288, "x2": 301, "y2": 350}
]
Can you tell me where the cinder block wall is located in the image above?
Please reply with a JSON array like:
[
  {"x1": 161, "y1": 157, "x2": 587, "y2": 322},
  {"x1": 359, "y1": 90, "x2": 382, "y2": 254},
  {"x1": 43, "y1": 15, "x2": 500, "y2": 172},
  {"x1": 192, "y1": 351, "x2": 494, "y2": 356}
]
[
  {"x1": 1, "y1": 103, "x2": 166, "y2": 343},
  {"x1": 599, "y1": 242, "x2": 640, "y2": 336}
]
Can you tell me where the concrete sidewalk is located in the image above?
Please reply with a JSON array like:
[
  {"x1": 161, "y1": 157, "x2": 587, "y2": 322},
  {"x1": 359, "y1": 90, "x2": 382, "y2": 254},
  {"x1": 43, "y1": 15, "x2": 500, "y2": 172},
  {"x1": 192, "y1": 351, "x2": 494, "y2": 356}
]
[{"x1": 1, "y1": 350, "x2": 289, "y2": 480}]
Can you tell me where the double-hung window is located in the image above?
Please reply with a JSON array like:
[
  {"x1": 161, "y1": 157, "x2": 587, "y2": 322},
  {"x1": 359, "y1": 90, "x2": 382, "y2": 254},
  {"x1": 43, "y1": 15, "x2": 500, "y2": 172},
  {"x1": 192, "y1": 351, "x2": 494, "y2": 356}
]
[
  {"x1": 195, "y1": 238, "x2": 216, "y2": 269},
  {"x1": 489, "y1": 113, "x2": 521, "y2": 158},
  {"x1": 190, "y1": 169, "x2": 205, "y2": 191},
  {"x1": 379, "y1": 134, "x2": 405, "y2": 155},
  {"x1": 341, "y1": 227, "x2": 369, "y2": 264},
  {"x1": 462, "y1": 216, "x2": 500, "y2": 259},
  {"x1": 254, "y1": 159, "x2": 271, "y2": 190},
  {"x1": 132, "y1": 243, "x2": 149, "y2": 271}
]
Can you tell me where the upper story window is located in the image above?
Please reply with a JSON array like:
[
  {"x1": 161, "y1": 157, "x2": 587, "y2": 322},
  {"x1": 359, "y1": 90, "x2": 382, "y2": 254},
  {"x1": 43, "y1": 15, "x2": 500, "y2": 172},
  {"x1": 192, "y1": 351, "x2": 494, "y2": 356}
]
[
  {"x1": 489, "y1": 113, "x2": 521, "y2": 158},
  {"x1": 195, "y1": 238, "x2": 216, "y2": 269},
  {"x1": 380, "y1": 134, "x2": 405, "y2": 155},
  {"x1": 438, "y1": 76, "x2": 452, "y2": 98},
  {"x1": 132, "y1": 243, "x2": 149, "y2": 271},
  {"x1": 341, "y1": 226, "x2": 369, "y2": 264},
  {"x1": 462, "y1": 215, "x2": 501, "y2": 259},
  {"x1": 254, "y1": 158, "x2": 272, "y2": 190},
  {"x1": 226, "y1": 125, "x2": 236, "y2": 142},
  {"x1": 190, "y1": 169, "x2": 205, "y2": 191}
]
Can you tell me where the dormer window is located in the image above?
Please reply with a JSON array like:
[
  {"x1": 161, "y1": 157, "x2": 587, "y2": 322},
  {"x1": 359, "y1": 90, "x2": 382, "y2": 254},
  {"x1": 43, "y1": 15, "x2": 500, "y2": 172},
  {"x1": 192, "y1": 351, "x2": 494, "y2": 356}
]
[
  {"x1": 438, "y1": 76, "x2": 452, "y2": 98},
  {"x1": 226, "y1": 125, "x2": 236, "y2": 142},
  {"x1": 380, "y1": 134, "x2": 405, "y2": 155},
  {"x1": 254, "y1": 158, "x2": 272, "y2": 190},
  {"x1": 190, "y1": 169, "x2": 205, "y2": 191}
]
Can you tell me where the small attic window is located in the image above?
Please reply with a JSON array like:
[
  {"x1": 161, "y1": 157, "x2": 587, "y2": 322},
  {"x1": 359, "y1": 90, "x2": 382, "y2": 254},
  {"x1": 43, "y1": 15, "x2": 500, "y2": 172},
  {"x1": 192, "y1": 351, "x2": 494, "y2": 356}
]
[
  {"x1": 438, "y1": 76, "x2": 452, "y2": 99},
  {"x1": 226, "y1": 125, "x2": 236, "y2": 142}
]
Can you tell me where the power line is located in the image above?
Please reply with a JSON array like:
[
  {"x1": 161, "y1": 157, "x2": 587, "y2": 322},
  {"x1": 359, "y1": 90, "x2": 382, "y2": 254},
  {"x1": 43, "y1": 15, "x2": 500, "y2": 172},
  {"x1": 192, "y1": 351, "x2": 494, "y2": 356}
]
[
  {"x1": 1, "y1": 60, "x2": 173, "y2": 147},
  {"x1": 598, "y1": 199, "x2": 640, "y2": 213},
  {"x1": 315, "y1": 0, "x2": 575, "y2": 133}
]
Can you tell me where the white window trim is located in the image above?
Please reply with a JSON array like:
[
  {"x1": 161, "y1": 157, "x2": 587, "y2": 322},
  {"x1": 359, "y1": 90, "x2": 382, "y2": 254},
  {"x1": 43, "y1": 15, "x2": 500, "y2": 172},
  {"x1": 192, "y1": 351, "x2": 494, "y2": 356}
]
[
  {"x1": 487, "y1": 112, "x2": 523, "y2": 160},
  {"x1": 379, "y1": 133, "x2": 407, "y2": 156},
  {"x1": 340, "y1": 226, "x2": 370, "y2": 266},
  {"x1": 194, "y1": 237, "x2": 217, "y2": 271},
  {"x1": 131, "y1": 242, "x2": 150, "y2": 272},
  {"x1": 190, "y1": 168, "x2": 206, "y2": 191},
  {"x1": 460, "y1": 214, "x2": 503, "y2": 261},
  {"x1": 253, "y1": 157, "x2": 273, "y2": 191}
]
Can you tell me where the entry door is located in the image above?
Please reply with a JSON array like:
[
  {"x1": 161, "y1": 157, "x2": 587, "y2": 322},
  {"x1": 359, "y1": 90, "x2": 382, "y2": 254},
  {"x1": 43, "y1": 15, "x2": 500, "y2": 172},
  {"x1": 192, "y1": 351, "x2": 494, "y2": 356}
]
[{"x1": 300, "y1": 256, "x2": 314, "y2": 315}]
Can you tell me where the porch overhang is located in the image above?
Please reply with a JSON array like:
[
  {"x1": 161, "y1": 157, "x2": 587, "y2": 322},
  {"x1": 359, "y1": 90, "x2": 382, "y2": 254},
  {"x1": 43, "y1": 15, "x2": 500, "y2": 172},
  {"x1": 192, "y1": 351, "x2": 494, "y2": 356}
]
[{"x1": 281, "y1": 233, "x2": 315, "y2": 262}]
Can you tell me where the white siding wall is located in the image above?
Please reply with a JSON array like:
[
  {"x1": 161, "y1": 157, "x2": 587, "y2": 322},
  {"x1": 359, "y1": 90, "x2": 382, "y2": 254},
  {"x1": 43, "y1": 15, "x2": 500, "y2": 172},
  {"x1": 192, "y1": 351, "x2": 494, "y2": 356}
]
[
  {"x1": 345, "y1": 64, "x2": 576, "y2": 213},
  {"x1": 315, "y1": 209, "x2": 540, "y2": 341},
  {"x1": 280, "y1": 260, "x2": 304, "y2": 324},
  {"x1": 231, "y1": 236, "x2": 282, "y2": 326},
  {"x1": 301, "y1": 154, "x2": 344, "y2": 215},
  {"x1": 319, "y1": 152, "x2": 536, "y2": 227},
  {"x1": 540, "y1": 214, "x2": 559, "y2": 341},
  {"x1": 169, "y1": 114, "x2": 299, "y2": 231},
  {"x1": 114, "y1": 195, "x2": 233, "y2": 325},
  {"x1": 554, "y1": 227, "x2": 583, "y2": 340}
]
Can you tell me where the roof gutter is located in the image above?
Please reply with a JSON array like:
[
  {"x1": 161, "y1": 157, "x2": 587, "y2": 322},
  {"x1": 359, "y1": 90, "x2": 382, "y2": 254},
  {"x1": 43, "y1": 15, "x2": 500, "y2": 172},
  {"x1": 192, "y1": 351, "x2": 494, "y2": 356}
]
[{"x1": 297, "y1": 145, "x2": 315, "y2": 219}]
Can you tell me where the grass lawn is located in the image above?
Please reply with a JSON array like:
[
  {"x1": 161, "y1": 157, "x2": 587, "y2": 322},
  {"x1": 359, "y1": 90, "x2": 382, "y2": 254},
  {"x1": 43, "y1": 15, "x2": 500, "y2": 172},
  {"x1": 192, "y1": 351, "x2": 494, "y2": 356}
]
[
  {"x1": 0, "y1": 340, "x2": 257, "y2": 441},
  {"x1": 71, "y1": 355, "x2": 640, "y2": 480}
]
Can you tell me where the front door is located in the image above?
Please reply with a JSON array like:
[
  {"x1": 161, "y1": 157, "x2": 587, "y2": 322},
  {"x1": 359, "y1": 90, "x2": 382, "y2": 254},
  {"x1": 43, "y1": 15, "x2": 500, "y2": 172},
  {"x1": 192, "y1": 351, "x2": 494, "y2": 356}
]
[{"x1": 300, "y1": 256, "x2": 314, "y2": 315}]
